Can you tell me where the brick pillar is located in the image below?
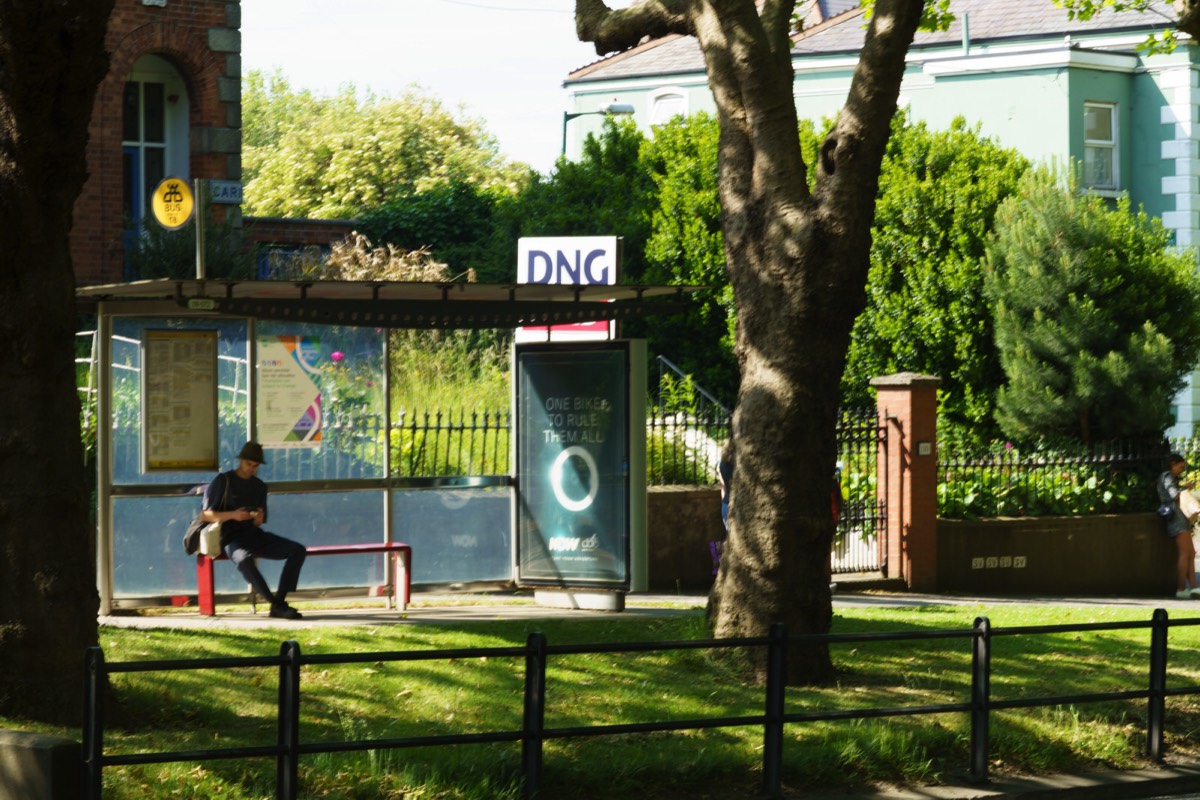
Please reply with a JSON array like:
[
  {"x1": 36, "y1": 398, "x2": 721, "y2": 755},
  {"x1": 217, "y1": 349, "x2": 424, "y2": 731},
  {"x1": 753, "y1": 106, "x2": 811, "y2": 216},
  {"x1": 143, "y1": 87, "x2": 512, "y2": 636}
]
[{"x1": 870, "y1": 372, "x2": 941, "y2": 591}]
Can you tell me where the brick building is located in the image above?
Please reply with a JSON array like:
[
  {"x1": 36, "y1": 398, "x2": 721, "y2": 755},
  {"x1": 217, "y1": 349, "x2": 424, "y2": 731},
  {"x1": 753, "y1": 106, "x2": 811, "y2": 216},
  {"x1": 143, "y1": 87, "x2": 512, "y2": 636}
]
[
  {"x1": 72, "y1": 0, "x2": 239, "y2": 285},
  {"x1": 72, "y1": 0, "x2": 352, "y2": 286}
]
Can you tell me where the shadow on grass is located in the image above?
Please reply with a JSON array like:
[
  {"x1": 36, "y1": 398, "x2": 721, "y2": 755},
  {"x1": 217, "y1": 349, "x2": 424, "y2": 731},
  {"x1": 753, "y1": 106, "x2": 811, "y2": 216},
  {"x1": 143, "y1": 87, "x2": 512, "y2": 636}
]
[{"x1": 86, "y1": 605, "x2": 1200, "y2": 799}]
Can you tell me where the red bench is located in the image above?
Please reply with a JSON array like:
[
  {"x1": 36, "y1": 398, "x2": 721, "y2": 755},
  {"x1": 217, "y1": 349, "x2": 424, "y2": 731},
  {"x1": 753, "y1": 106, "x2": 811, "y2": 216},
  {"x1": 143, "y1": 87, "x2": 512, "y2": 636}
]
[{"x1": 196, "y1": 541, "x2": 411, "y2": 616}]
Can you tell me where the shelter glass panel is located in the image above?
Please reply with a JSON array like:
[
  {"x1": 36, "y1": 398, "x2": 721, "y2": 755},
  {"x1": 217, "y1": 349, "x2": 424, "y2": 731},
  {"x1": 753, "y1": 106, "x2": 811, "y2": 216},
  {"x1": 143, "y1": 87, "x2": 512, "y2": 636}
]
[
  {"x1": 258, "y1": 490, "x2": 388, "y2": 592},
  {"x1": 111, "y1": 317, "x2": 251, "y2": 485},
  {"x1": 392, "y1": 487, "x2": 513, "y2": 585},
  {"x1": 111, "y1": 495, "x2": 207, "y2": 599},
  {"x1": 110, "y1": 490, "x2": 392, "y2": 600}
]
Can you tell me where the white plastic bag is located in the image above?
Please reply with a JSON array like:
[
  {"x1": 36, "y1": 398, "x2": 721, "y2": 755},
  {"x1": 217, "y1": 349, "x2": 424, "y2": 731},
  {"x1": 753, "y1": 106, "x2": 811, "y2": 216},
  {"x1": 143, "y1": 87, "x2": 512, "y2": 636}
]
[{"x1": 199, "y1": 521, "x2": 223, "y2": 557}]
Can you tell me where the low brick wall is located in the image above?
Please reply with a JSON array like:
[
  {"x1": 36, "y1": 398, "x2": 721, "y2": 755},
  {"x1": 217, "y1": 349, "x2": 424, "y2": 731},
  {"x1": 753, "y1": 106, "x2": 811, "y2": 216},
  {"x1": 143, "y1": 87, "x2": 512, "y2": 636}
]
[
  {"x1": 647, "y1": 486, "x2": 723, "y2": 592},
  {"x1": 646, "y1": 492, "x2": 1181, "y2": 598},
  {"x1": 937, "y1": 514, "x2": 1178, "y2": 596}
]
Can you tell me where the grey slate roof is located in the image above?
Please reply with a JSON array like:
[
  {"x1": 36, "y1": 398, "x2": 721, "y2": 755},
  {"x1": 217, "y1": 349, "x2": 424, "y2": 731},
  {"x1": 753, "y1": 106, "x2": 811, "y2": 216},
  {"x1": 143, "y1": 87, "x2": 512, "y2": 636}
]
[{"x1": 567, "y1": 0, "x2": 1176, "y2": 84}]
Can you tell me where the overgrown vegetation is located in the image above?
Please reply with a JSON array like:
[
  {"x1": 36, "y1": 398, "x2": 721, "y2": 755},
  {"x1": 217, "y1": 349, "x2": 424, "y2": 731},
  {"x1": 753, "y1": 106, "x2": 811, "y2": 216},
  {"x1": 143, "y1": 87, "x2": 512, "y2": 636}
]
[
  {"x1": 125, "y1": 205, "x2": 259, "y2": 281},
  {"x1": 21, "y1": 603, "x2": 1198, "y2": 799}
]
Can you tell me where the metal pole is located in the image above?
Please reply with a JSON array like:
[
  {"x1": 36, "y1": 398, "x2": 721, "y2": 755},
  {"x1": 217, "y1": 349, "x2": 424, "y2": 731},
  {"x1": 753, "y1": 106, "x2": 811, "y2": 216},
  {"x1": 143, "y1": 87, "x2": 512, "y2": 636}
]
[
  {"x1": 969, "y1": 616, "x2": 991, "y2": 784},
  {"x1": 194, "y1": 178, "x2": 206, "y2": 279},
  {"x1": 561, "y1": 111, "x2": 574, "y2": 155},
  {"x1": 81, "y1": 647, "x2": 105, "y2": 799},
  {"x1": 762, "y1": 622, "x2": 786, "y2": 797},
  {"x1": 96, "y1": 304, "x2": 114, "y2": 615},
  {"x1": 277, "y1": 640, "x2": 301, "y2": 800},
  {"x1": 1148, "y1": 608, "x2": 1168, "y2": 761},
  {"x1": 522, "y1": 631, "x2": 547, "y2": 799}
]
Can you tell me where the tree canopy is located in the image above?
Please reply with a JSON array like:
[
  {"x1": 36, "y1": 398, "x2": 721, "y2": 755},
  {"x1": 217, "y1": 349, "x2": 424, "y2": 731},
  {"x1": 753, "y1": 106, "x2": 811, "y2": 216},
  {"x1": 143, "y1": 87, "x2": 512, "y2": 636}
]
[
  {"x1": 985, "y1": 167, "x2": 1200, "y2": 443},
  {"x1": 242, "y1": 70, "x2": 528, "y2": 219},
  {"x1": 842, "y1": 114, "x2": 1030, "y2": 441},
  {"x1": 638, "y1": 112, "x2": 736, "y2": 402},
  {"x1": 493, "y1": 117, "x2": 656, "y2": 285}
]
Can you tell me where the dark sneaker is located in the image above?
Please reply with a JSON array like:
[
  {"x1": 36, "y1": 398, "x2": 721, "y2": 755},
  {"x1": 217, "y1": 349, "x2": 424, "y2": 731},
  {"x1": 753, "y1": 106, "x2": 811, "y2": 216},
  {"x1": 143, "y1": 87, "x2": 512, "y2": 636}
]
[{"x1": 269, "y1": 603, "x2": 303, "y2": 620}]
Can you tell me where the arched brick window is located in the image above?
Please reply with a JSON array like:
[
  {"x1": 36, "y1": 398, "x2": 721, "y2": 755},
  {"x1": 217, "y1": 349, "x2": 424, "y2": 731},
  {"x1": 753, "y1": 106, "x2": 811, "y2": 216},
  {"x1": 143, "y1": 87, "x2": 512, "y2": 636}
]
[{"x1": 122, "y1": 55, "x2": 189, "y2": 239}]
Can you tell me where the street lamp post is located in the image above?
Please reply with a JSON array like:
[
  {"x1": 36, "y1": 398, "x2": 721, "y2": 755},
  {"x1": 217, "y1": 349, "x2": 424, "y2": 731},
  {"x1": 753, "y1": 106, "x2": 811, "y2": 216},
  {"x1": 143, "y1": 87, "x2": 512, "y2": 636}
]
[{"x1": 561, "y1": 102, "x2": 636, "y2": 155}]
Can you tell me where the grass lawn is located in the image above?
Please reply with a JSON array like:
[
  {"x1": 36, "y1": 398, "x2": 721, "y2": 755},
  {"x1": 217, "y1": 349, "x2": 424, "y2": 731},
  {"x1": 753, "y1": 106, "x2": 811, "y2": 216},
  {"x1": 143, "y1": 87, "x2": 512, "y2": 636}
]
[{"x1": 8, "y1": 601, "x2": 1200, "y2": 799}]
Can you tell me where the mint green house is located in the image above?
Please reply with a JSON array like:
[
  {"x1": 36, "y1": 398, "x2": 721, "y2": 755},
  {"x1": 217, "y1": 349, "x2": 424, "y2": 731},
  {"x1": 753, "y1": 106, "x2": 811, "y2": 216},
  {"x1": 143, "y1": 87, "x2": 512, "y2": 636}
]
[{"x1": 564, "y1": 0, "x2": 1200, "y2": 436}]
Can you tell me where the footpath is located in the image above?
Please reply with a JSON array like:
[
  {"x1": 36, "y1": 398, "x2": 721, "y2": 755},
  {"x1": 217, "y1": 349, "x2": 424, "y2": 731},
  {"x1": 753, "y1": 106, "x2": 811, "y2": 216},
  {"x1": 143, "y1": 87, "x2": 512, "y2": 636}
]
[{"x1": 100, "y1": 587, "x2": 1200, "y2": 799}]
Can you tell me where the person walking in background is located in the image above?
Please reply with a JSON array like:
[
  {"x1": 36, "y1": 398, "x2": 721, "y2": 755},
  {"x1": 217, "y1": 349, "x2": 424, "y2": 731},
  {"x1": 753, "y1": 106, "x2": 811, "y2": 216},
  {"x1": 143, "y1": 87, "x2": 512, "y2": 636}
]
[
  {"x1": 1157, "y1": 453, "x2": 1200, "y2": 600},
  {"x1": 201, "y1": 441, "x2": 307, "y2": 619},
  {"x1": 710, "y1": 439, "x2": 735, "y2": 576},
  {"x1": 718, "y1": 439, "x2": 734, "y2": 532}
]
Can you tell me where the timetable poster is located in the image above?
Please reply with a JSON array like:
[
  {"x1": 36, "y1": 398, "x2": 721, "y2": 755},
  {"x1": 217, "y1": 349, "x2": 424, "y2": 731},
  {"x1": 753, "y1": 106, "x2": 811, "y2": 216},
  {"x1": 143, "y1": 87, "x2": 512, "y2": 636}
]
[
  {"x1": 142, "y1": 329, "x2": 219, "y2": 471},
  {"x1": 257, "y1": 335, "x2": 322, "y2": 447}
]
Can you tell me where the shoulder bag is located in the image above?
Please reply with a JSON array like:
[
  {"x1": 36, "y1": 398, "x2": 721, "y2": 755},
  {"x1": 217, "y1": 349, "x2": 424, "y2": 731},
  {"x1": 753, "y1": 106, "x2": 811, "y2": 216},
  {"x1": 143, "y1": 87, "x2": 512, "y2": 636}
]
[{"x1": 183, "y1": 474, "x2": 229, "y2": 556}]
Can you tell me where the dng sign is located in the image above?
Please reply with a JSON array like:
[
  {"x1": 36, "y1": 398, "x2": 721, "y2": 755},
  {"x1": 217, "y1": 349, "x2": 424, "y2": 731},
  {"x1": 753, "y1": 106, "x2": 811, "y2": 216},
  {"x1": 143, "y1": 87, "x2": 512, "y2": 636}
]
[
  {"x1": 516, "y1": 236, "x2": 620, "y2": 342},
  {"x1": 518, "y1": 236, "x2": 619, "y2": 285}
]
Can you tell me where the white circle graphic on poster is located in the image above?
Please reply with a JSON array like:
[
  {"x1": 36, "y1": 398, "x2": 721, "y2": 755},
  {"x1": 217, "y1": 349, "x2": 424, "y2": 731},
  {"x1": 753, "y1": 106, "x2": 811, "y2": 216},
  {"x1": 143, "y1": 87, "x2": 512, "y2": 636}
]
[{"x1": 550, "y1": 446, "x2": 599, "y2": 512}]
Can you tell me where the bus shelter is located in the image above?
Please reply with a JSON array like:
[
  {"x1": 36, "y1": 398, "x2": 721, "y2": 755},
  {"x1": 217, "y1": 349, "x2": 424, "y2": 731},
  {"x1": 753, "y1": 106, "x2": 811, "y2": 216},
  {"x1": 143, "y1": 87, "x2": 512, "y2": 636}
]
[{"x1": 76, "y1": 278, "x2": 691, "y2": 614}]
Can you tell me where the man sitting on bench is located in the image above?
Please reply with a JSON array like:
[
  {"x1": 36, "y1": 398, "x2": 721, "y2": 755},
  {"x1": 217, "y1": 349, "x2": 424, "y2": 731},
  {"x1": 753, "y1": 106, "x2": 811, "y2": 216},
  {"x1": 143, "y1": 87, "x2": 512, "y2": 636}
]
[{"x1": 201, "y1": 441, "x2": 307, "y2": 620}]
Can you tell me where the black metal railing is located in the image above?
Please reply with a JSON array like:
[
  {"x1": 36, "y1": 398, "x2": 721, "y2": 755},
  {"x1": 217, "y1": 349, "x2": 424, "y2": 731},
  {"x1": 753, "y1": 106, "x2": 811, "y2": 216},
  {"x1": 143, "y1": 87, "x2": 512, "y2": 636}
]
[
  {"x1": 646, "y1": 408, "x2": 730, "y2": 485},
  {"x1": 82, "y1": 610, "x2": 1200, "y2": 800},
  {"x1": 834, "y1": 408, "x2": 887, "y2": 574},
  {"x1": 393, "y1": 409, "x2": 511, "y2": 477},
  {"x1": 936, "y1": 439, "x2": 1171, "y2": 519}
]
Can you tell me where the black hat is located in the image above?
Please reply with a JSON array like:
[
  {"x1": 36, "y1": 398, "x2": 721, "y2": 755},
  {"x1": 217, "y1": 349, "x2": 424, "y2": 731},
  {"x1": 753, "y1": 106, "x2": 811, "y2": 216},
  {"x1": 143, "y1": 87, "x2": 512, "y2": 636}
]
[{"x1": 237, "y1": 441, "x2": 266, "y2": 464}]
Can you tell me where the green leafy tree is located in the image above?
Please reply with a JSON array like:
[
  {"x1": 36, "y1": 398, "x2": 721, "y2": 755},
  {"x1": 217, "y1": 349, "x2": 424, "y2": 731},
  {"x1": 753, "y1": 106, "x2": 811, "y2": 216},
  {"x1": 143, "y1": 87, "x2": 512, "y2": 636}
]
[
  {"x1": 637, "y1": 112, "x2": 736, "y2": 403},
  {"x1": 842, "y1": 115, "x2": 1030, "y2": 440},
  {"x1": 356, "y1": 117, "x2": 654, "y2": 286},
  {"x1": 357, "y1": 181, "x2": 512, "y2": 283},
  {"x1": 984, "y1": 166, "x2": 1200, "y2": 443},
  {"x1": 628, "y1": 110, "x2": 1029, "y2": 429},
  {"x1": 577, "y1": 1, "x2": 933, "y2": 683},
  {"x1": 242, "y1": 70, "x2": 526, "y2": 219},
  {"x1": 496, "y1": 117, "x2": 655, "y2": 281}
]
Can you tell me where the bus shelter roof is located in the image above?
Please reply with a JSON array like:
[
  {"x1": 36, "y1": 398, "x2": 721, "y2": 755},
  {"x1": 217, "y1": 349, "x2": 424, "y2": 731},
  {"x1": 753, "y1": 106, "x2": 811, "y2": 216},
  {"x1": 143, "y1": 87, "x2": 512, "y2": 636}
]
[{"x1": 76, "y1": 278, "x2": 699, "y2": 329}]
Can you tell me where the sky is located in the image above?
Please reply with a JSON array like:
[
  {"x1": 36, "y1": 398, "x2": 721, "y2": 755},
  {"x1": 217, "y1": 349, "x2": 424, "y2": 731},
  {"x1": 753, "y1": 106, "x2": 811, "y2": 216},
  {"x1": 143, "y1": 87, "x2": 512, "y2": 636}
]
[{"x1": 240, "y1": 0, "x2": 620, "y2": 175}]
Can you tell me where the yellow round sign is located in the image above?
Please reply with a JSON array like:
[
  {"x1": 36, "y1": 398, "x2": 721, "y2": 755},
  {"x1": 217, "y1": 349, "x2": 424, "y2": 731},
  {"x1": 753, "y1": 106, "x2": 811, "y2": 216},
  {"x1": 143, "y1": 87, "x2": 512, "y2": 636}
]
[{"x1": 150, "y1": 177, "x2": 194, "y2": 230}]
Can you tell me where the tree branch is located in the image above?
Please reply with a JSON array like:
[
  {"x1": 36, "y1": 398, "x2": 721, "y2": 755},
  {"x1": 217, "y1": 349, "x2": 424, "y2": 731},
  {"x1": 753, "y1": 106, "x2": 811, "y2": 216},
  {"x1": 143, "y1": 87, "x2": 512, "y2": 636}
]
[
  {"x1": 816, "y1": 0, "x2": 922, "y2": 203},
  {"x1": 575, "y1": 0, "x2": 693, "y2": 55},
  {"x1": 760, "y1": 0, "x2": 797, "y2": 63}
]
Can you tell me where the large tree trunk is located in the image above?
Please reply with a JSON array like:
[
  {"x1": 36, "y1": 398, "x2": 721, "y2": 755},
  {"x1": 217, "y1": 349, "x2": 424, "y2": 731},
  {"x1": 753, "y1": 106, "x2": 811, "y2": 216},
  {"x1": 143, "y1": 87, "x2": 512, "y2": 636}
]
[
  {"x1": 0, "y1": 1, "x2": 114, "y2": 722},
  {"x1": 577, "y1": 0, "x2": 923, "y2": 683}
]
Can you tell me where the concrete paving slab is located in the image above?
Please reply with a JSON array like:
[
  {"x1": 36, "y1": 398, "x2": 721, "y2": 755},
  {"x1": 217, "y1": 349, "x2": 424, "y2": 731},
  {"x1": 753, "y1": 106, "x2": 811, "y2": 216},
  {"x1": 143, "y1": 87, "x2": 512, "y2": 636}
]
[{"x1": 97, "y1": 588, "x2": 1200, "y2": 630}]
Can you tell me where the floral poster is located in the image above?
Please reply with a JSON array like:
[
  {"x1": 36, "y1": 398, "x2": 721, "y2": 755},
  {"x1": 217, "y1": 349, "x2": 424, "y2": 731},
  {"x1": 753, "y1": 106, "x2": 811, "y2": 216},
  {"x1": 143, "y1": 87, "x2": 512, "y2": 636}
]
[{"x1": 257, "y1": 335, "x2": 322, "y2": 447}]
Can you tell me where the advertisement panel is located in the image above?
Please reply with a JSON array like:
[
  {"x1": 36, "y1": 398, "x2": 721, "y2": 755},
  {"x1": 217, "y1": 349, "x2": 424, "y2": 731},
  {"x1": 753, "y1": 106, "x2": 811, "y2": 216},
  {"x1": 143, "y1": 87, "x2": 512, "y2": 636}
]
[
  {"x1": 515, "y1": 344, "x2": 628, "y2": 587},
  {"x1": 257, "y1": 334, "x2": 323, "y2": 447}
]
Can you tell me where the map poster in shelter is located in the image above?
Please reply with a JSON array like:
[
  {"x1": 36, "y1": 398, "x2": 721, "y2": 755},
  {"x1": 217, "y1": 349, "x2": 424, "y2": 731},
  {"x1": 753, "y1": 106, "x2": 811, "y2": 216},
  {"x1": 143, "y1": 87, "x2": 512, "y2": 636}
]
[
  {"x1": 257, "y1": 335, "x2": 322, "y2": 447},
  {"x1": 516, "y1": 344, "x2": 628, "y2": 588},
  {"x1": 142, "y1": 329, "x2": 218, "y2": 471}
]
